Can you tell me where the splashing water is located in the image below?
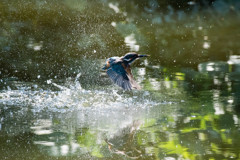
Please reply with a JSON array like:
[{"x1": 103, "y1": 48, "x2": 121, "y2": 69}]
[{"x1": 0, "y1": 73, "x2": 161, "y2": 113}]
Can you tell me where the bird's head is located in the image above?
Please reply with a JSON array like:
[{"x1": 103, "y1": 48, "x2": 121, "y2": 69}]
[{"x1": 123, "y1": 52, "x2": 149, "y2": 63}]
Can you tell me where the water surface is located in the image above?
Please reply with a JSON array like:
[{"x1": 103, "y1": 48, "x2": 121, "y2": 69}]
[{"x1": 1, "y1": 59, "x2": 240, "y2": 160}]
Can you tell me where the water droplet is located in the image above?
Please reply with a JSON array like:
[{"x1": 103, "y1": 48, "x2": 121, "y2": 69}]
[{"x1": 47, "y1": 79, "x2": 52, "y2": 84}]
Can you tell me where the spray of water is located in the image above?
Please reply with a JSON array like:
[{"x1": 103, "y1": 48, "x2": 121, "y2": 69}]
[{"x1": 0, "y1": 73, "x2": 161, "y2": 113}]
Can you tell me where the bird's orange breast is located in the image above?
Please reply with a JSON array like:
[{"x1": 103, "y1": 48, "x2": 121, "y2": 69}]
[
  {"x1": 121, "y1": 63, "x2": 131, "y2": 75},
  {"x1": 106, "y1": 60, "x2": 110, "y2": 68}
]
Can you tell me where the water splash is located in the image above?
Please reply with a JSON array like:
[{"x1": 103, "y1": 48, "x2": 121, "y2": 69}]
[{"x1": 0, "y1": 74, "x2": 161, "y2": 113}]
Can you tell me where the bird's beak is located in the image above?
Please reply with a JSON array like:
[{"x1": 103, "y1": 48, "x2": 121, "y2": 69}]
[{"x1": 138, "y1": 54, "x2": 149, "y2": 58}]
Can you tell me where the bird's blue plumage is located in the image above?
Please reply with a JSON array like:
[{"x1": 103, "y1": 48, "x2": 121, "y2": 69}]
[
  {"x1": 105, "y1": 57, "x2": 131, "y2": 90},
  {"x1": 102, "y1": 53, "x2": 148, "y2": 90}
]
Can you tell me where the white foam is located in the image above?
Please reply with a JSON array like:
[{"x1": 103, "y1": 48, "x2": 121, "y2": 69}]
[{"x1": 0, "y1": 78, "x2": 162, "y2": 113}]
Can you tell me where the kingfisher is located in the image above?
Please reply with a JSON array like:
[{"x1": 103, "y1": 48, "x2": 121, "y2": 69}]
[{"x1": 102, "y1": 52, "x2": 148, "y2": 90}]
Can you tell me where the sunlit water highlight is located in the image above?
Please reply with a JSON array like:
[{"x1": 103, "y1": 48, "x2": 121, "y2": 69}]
[{"x1": 0, "y1": 74, "x2": 165, "y2": 113}]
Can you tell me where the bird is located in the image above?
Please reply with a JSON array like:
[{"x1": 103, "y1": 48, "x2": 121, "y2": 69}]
[{"x1": 102, "y1": 52, "x2": 148, "y2": 90}]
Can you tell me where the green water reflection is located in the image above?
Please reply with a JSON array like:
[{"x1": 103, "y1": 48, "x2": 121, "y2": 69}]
[{"x1": 1, "y1": 0, "x2": 240, "y2": 160}]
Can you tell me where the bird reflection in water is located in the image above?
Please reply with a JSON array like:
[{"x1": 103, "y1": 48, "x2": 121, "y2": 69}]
[{"x1": 105, "y1": 120, "x2": 143, "y2": 159}]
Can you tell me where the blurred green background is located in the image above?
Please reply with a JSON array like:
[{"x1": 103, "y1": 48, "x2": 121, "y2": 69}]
[{"x1": 1, "y1": 0, "x2": 239, "y2": 80}]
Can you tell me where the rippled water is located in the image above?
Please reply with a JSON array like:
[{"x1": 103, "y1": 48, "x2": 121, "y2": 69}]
[{"x1": 1, "y1": 57, "x2": 240, "y2": 160}]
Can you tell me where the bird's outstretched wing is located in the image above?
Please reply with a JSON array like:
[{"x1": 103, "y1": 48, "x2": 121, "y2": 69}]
[{"x1": 106, "y1": 62, "x2": 140, "y2": 90}]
